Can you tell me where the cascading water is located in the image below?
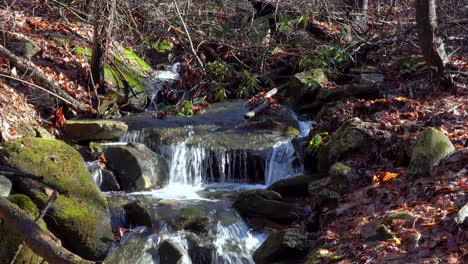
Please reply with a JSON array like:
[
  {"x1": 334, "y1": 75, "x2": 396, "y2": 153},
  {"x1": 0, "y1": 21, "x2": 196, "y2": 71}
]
[{"x1": 108, "y1": 102, "x2": 312, "y2": 264}]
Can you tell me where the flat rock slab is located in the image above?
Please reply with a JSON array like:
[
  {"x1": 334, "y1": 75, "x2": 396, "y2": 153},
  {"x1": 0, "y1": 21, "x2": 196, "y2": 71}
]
[{"x1": 64, "y1": 119, "x2": 128, "y2": 142}]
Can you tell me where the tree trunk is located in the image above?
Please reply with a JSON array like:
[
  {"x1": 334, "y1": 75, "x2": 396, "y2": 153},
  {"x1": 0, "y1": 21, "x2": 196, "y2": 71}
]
[
  {"x1": 0, "y1": 197, "x2": 94, "y2": 264},
  {"x1": 90, "y1": 0, "x2": 116, "y2": 93},
  {"x1": 415, "y1": 0, "x2": 453, "y2": 87}
]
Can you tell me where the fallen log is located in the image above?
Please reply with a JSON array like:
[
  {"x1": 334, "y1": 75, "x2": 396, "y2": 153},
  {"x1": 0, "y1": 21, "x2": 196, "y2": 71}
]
[
  {"x1": 0, "y1": 44, "x2": 85, "y2": 111},
  {"x1": 0, "y1": 197, "x2": 94, "y2": 264}
]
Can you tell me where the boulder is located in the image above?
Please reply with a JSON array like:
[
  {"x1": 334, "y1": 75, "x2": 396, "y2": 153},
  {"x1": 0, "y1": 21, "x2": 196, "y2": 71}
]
[
  {"x1": 0, "y1": 194, "x2": 47, "y2": 263},
  {"x1": 267, "y1": 175, "x2": 310, "y2": 197},
  {"x1": 64, "y1": 119, "x2": 128, "y2": 142},
  {"x1": 104, "y1": 142, "x2": 169, "y2": 191},
  {"x1": 34, "y1": 126, "x2": 55, "y2": 139},
  {"x1": 253, "y1": 228, "x2": 309, "y2": 264},
  {"x1": 122, "y1": 201, "x2": 153, "y2": 228},
  {"x1": 358, "y1": 73, "x2": 384, "y2": 86},
  {"x1": 100, "y1": 169, "x2": 121, "y2": 192},
  {"x1": 287, "y1": 69, "x2": 327, "y2": 110},
  {"x1": 0, "y1": 138, "x2": 114, "y2": 260},
  {"x1": 407, "y1": 127, "x2": 455, "y2": 179},
  {"x1": 454, "y1": 203, "x2": 468, "y2": 227},
  {"x1": 158, "y1": 239, "x2": 185, "y2": 264},
  {"x1": 366, "y1": 224, "x2": 394, "y2": 241},
  {"x1": 186, "y1": 233, "x2": 214, "y2": 264},
  {"x1": 233, "y1": 189, "x2": 298, "y2": 224},
  {"x1": 0, "y1": 175, "x2": 12, "y2": 197},
  {"x1": 316, "y1": 118, "x2": 368, "y2": 175}
]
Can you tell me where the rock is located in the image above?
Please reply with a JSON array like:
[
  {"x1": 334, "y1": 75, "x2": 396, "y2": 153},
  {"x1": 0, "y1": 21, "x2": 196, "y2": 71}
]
[
  {"x1": 104, "y1": 142, "x2": 169, "y2": 191},
  {"x1": 0, "y1": 138, "x2": 114, "y2": 260},
  {"x1": 34, "y1": 126, "x2": 55, "y2": 139},
  {"x1": 359, "y1": 73, "x2": 384, "y2": 86},
  {"x1": 328, "y1": 162, "x2": 357, "y2": 192},
  {"x1": 186, "y1": 233, "x2": 214, "y2": 264},
  {"x1": 267, "y1": 175, "x2": 310, "y2": 197},
  {"x1": 64, "y1": 119, "x2": 128, "y2": 142},
  {"x1": 253, "y1": 228, "x2": 309, "y2": 264},
  {"x1": 0, "y1": 175, "x2": 12, "y2": 197},
  {"x1": 349, "y1": 65, "x2": 377, "y2": 75},
  {"x1": 100, "y1": 169, "x2": 120, "y2": 191},
  {"x1": 122, "y1": 201, "x2": 153, "y2": 228},
  {"x1": 314, "y1": 190, "x2": 341, "y2": 210},
  {"x1": 407, "y1": 127, "x2": 455, "y2": 179},
  {"x1": 385, "y1": 211, "x2": 414, "y2": 224},
  {"x1": 316, "y1": 118, "x2": 368, "y2": 175},
  {"x1": 158, "y1": 239, "x2": 184, "y2": 264},
  {"x1": 367, "y1": 224, "x2": 394, "y2": 241},
  {"x1": 430, "y1": 147, "x2": 468, "y2": 176},
  {"x1": 233, "y1": 189, "x2": 298, "y2": 224},
  {"x1": 0, "y1": 194, "x2": 47, "y2": 263},
  {"x1": 9, "y1": 38, "x2": 41, "y2": 59},
  {"x1": 287, "y1": 69, "x2": 327, "y2": 110},
  {"x1": 454, "y1": 203, "x2": 468, "y2": 227}
]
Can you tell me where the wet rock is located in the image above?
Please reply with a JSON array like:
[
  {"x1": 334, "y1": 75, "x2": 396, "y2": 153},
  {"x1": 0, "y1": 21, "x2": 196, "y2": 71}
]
[
  {"x1": 158, "y1": 239, "x2": 184, "y2": 264},
  {"x1": 104, "y1": 142, "x2": 169, "y2": 191},
  {"x1": 367, "y1": 224, "x2": 394, "y2": 241},
  {"x1": 267, "y1": 175, "x2": 310, "y2": 197},
  {"x1": 287, "y1": 69, "x2": 327, "y2": 110},
  {"x1": 454, "y1": 203, "x2": 468, "y2": 227},
  {"x1": 407, "y1": 127, "x2": 455, "y2": 179},
  {"x1": 0, "y1": 175, "x2": 12, "y2": 197},
  {"x1": 122, "y1": 201, "x2": 153, "y2": 228},
  {"x1": 233, "y1": 189, "x2": 298, "y2": 224},
  {"x1": 64, "y1": 119, "x2": 128, "y2": 142},
  {"x1": 100, "y1": 169, "x2": 120, "y2": 191},
  {"x1": 253, "y1": 228, "x2": 309, "y2": 264},
  {"x1": 0, "y1": 194, "x2": 47, "y2": 263},
  {"x1": 0, "y1": 138, "x2": 113, "y2": 260},
  {"x1": 186, "y1": 233, "x2": 214, "y2": 264}
]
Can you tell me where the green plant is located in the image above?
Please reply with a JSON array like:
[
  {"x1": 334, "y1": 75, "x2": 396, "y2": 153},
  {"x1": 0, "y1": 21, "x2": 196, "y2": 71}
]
[
  {"x1": 299, "y1": 46, "x2": 351, "y2": 75},
  {"x1": 307, "y1": 132, "x2": 329, "y2": 154},
  {"x1": 176, "y1": 100, "x2": 194, "y2": 117},
  {"x1": 206, "y1": 61, "x2": 233, "y2": 78},
  {"x1": 237, "y1": 69, "x2": 260, "y2": 98}
]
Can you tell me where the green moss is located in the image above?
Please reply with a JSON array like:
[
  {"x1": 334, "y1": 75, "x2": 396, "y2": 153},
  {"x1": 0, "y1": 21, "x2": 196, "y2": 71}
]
[
  {"x1": 407, "y1": 128, "x2": 455, "y2": 179},
  {"x1": 0, "y1": 195, "x2": 47, "y2": 263},
  {"x1": 368, "y1": 224, "x2": 393, "y2": 241},
  {"x1": 74, "y1": 46, "x2": 152, "y2": 92},
  {"x1": 0, "y1": 138, "x2": 113, "y2": 259},
  {"x1": 329, "y1": 162, "x2": 351, "y2": 177}
]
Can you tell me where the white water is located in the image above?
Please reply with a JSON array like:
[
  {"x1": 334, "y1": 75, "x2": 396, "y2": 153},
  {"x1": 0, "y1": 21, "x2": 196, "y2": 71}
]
[
  {"x1": 86, "y1": 161, "x2": 103, "y2": 187},
  {"x1": 265, "y1": 140, "x2": 302, "y2": 186}
]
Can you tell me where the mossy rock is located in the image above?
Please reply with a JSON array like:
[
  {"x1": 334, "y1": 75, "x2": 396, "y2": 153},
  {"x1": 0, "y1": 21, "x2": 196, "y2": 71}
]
[
  {"x1": 367, "y1": 224, "x2": 394, "y2": 241},
  {"x1": 287, "y1": 69, "x2": 327, "y2": 109},
  {"x1": 64, "y1": 119, "x2": 128, "y2": 142},
  {"x1": 317, "y1": 118, "x2": 368, "y2": 176},
  {"x1": 385, "y1": 211, "x2": 414, "y2": 223},
  {"x1": 0, "y1": 138, "x2": 113, "y2": 260},
  {"x1": 74, "y1": 46, "x2": 152, "y2": 92},
  {"x1": 0, "y1": 194, "x2": 47, "y2": 263},
  {"x1": 407, "y1": 127, "x2": 455, "y2": 179}
]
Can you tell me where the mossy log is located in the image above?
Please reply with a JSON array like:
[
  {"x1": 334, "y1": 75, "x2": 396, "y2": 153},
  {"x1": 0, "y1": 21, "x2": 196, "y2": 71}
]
[{"x1": 0, "y1": 197, "x2": 94, "y2": 264}]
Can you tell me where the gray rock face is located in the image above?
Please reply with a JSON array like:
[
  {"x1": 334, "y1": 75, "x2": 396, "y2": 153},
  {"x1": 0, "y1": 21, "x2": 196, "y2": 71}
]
[
  {"x1": 64, "y1": 119, "x2": 128, "y2": 142},
  {"x1": 100, "y1": 169, "x2": 120, "y2": 192},
  {"x1": 408, "y1": 127, "x2": 455, "y2": 179},
  {"x1": 0, "y1": 175, "x2": 12, "y2": 197},
  {"x1": 158, "y1": 240, "x2": 184, "y2": 264},
  {"x1": 455, "y1": 203, "x2": 468, "y2": 227},
  {"x1": 253, "y1": 228, "x2": 309, "y2": 264},
  {"x1": 233, "y1": 189, "x2": 298, "y2": 224},
  {"x1": 104, "y1": 142, "x2": 169, "y2": 191}
]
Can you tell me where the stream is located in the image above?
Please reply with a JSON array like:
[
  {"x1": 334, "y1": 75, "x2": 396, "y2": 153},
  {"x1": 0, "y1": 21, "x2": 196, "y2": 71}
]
[{"x1": 97, "y1": 100, "x2": 311, "y2": 264}]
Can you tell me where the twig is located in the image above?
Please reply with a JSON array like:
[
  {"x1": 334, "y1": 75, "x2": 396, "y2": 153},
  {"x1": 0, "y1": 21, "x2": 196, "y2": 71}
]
[{"x1": 172, "y1": 0, "x2": 205, "y2": 73}]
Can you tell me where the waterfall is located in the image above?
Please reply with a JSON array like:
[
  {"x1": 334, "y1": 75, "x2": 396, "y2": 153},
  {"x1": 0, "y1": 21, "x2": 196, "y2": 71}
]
[
  {"x1": 86, "y1": 161, "x2": 103, "y2": 187},
  {"x1": 265, "y1": 140, "x2": 302, "y2": 186}
]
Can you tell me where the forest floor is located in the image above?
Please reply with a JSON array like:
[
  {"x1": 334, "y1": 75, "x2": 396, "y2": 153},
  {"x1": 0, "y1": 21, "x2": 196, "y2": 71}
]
[{"x1": 0, "y1": 1, "x2": 467, "y2": 263}]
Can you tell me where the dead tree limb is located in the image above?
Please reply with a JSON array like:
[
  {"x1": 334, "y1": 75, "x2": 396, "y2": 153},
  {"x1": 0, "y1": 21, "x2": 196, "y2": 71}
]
[
  {"x1": 0, "y1": 197, "x2": 94, "y2": 264},
  {"x1": 0, "y1": 44, "x2": 85, "y2": 110},
  {"x1": 244, "y1": 86, "x2": 281, "y2": 119}
]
